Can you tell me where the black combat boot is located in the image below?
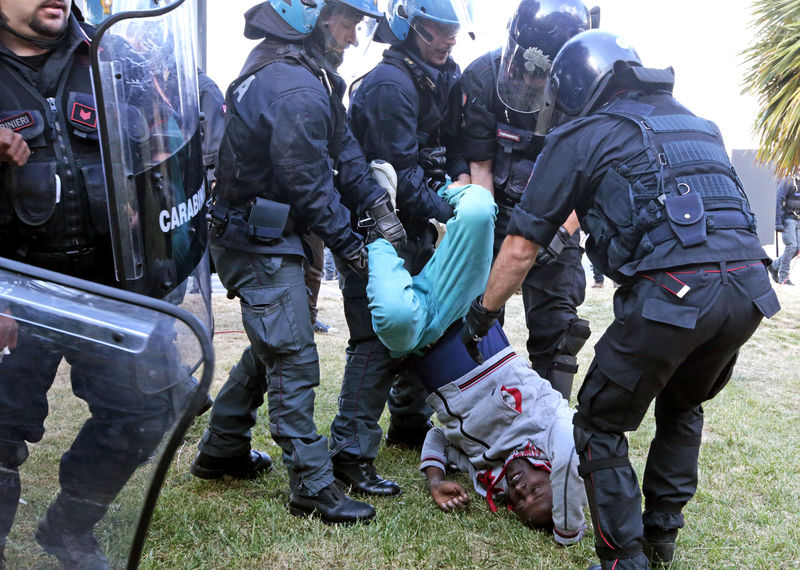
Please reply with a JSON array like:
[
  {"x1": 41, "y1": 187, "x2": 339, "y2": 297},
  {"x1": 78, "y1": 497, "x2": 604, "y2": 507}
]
[
  {"x1": 642, "y1": 527, "x2": 678, "y2": 567},
  {"x1": 332, "y1": 452, "x2": 401, "y2": 497},
  {"x1": 385, "y1": 420, "x2": 433, "y2": 450},
  {"x1": 190, "y1": 449, "x2": 273, "y2": 480},
  {"x1": 289, "y1": 482, "x2": 376, "y2": 525},
  {"x1": 35, "y1": 492, "x2": 110, "y2": 570}
]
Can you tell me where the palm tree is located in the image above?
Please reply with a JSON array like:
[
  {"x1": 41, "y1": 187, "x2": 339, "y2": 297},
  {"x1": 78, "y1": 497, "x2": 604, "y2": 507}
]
[{"x1": 742, "y1": 0, "x2": 800, "y2": 177}]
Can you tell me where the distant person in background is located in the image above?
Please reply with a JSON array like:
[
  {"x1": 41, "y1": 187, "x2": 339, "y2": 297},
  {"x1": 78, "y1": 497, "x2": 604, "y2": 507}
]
[
  {"x1": 304, "y1": 233, "x2": 338, "y2": 334},
  {"x1": 768, "y1": 172, "x2": 800, "y2": 285},
  {"x1": 590, "y1": 262, "x2": 604, "y2": 288},
  {"x1": 323, "y1": 246, "x2": 338, "y2": 281}
]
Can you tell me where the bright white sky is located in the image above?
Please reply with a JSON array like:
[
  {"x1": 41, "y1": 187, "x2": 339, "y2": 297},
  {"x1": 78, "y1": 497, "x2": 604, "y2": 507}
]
[{"x1": 207, "y1": 0, "x2": 761, "y2": 151}]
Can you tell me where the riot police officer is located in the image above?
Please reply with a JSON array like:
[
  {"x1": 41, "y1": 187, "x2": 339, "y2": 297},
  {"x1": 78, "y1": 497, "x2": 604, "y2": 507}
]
[
  {"x1": 461, "y1": 30, "x2": 779, "y2": 569},
  {"x1": 457, "y1": 0, "x2": 595, "y2": 399},
  {"x1": 327, "y1": 0, "x2": 472, "y2": 497},
  {"x1": 190, "y1": 0, "x2": 405, "y2": 525},
  {"x1": 0, "y1": 1, "x2": 209, "y2": 568}
]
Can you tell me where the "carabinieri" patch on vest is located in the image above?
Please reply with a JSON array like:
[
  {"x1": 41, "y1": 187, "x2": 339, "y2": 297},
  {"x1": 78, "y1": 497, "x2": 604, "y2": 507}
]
[{"x1": 0, "y1": 111, "x2": 35, "y2": 132}]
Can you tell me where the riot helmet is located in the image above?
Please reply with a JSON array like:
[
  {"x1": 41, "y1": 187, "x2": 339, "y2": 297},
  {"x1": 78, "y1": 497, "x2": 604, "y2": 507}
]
[
  {"x1": 496, "y1": 0, "x2": 593, "y2": 114},
  {"x1": 387, "y1": 0, "x2": 474, "y2": 44},
  {"x1": 548, "y1": 29, "x2": 642, "y2": 118},
  {"x1": 313, "y1": 0, "x2": 383, "y2": 68}
]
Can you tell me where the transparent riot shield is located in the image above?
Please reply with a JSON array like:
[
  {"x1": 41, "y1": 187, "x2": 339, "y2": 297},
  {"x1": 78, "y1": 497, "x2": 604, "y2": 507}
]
[
  {"x1": 0, "y1": 257, "x2": 213, "y2": 569},
  {"x1": 90, "y1": 0, "x2": 209, "y2": 317}
]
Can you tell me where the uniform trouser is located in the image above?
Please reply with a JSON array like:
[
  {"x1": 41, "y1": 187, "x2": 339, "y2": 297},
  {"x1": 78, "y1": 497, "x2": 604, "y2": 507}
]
[
  {"x1": 573, "y1": 262, "x2": 776, "y2": 568},
  {"x1": 329, "y1": 229, "x2": 435, "y2": 460},
  {"x1": 303, "y1": 233, "x2": 325, "y2": 323},
  {"x1": 200, "y1": 247, "x2": 333, "y2": 495},
  {"x1": 774, "y1": 216, "x2": 799, "y2": 282},
  {"x1": 494, "y1": 204, "x2": 587, "y2": 378},
  {"x1": 0, "y1": 323, "x2": 175, "y2": 539},
  {"x1": 521, "y1": 235, "x2": 586, "y2": 379}
]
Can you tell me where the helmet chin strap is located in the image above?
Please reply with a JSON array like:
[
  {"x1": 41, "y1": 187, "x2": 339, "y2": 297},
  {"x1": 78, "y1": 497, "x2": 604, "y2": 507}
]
[{"x1": 0, "y1": 12, "x2": 69, "y2": 51}]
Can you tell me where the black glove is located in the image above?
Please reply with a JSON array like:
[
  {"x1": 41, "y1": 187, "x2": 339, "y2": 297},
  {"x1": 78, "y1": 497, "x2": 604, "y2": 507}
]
[
  {"x1": 342, "y1": 244, "x2": 369, "y2": 281},
  {"x1": 360, "y1": 194, "x2": 407, "y2": 248},
  {"x1": 419, "y1": 146, "x2": 447, "y2": 182},
  {"x1": 461, "y1": 296, "x2": 504, "y2": 365},
  {"x1": 536, "y1": 226, "x2": 571, "y2": 266}
]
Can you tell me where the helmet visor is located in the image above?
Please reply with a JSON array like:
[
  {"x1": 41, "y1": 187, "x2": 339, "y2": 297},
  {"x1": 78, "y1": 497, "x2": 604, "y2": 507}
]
[
  {"x1": 497, "y1": 34, "x2": 552, "y2": 114},
  {"x1": 409, "y1": 0, "x2": 474, "y2": 42},
  {"x1": 318, "y1": 2, "x2": 381, "y2": 69}
]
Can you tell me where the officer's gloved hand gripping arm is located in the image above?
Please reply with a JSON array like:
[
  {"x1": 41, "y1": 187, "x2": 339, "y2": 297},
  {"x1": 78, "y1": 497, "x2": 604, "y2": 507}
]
[
  {"x1": 461, "y1": 234, "x2": 540, "y2": 363},
  {"x1": 535, "y1": 211, "x2": 581, "y2": 265},
  {"x1": 356, "y1": 83, "x2": 454, "y2": 224}
]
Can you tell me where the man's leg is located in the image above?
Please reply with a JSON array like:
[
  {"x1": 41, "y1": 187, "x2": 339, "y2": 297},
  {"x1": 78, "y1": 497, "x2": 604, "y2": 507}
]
[
  {"x1": 777, "y1": 217, "x2": 799, "y2": 283},
  {"x1": 303, "y1": 233, "x2": 325, "y2": 326},
  {"x1": 329, "y1": 261, "x2": 401, "y2": 496},
  {"x1": 522, "y1": 235, "x2": 588, "y2": 400}
]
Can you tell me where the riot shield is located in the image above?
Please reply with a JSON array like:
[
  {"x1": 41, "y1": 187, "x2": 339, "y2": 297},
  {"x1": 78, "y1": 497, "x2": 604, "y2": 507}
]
[
  {"x1": 0, "y1": 257, "x2": 213, "y2": 569},
  {"x1": 90, "y1": 0, "x2": 209, "y2": 318}
]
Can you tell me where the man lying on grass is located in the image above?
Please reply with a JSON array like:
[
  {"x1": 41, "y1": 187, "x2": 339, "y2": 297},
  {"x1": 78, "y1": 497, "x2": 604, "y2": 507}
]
[{"x1": 363, "y1": 181, "x2": 587, "y2": 545}]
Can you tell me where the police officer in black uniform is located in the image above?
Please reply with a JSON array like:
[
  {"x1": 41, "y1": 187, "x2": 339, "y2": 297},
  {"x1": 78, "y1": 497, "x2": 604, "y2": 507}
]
[
  {"x1": 456, "y1": 0, "x2": 595, "y2": 399},
  {"x1": 0, "y1": 2, "x2": 195, "y2": 568},
  {"x1": 327, "y1": 0, "x2": 473, "y2": 496},
  {"x1": 768, "y1": 172, "x2": 800, "y2": 285},
  {"x1": 461, "y1": 30, "x2": 780, "y2": 570},
  {"x1": 189, "y1": 0, "x2": 405, "y2": 525}
]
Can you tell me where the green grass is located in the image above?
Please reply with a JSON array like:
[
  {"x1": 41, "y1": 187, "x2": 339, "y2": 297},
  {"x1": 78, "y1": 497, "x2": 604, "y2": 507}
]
[
  {"x1": 140, "y1": 281, "x2": 800, "y2": 569},
  {"x1": 9, "y1": 281, "x2": 800, "y2": 569}
]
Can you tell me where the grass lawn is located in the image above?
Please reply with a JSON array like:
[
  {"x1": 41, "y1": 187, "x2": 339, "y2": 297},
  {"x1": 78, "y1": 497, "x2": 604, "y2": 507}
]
[{"x1": 137, "y1": 277, "x2": 800, "y2": 570}]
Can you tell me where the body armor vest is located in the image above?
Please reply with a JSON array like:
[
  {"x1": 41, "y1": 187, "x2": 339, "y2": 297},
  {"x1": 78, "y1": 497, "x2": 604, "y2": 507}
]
[
  {"x1": 583, "y1": 97, "x2": 758, "y2": 281},
  {"x1": 215, "y1": 43, "x2": 347, "y2": 210},
  {"x1": 783, "y1": 178, "x2": 800, "y2": 215},
  {"x1": 0, "y1": 27, "x2": 107, "y2": 259}
]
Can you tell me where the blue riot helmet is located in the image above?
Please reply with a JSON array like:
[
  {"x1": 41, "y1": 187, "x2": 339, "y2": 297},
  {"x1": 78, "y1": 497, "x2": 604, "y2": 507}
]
[
  {"x1": 387, "y1": 0, "x2": 473, "y2": 43},
  {"x1": 496, "y1": 0, "x2": 593, "y2": 114},
  {"x1": 314, "y1": 0, "x2": 383, "y2": 68},
  {"x1": 267, "y1": 0, "x2": 326, "y2": 34}
]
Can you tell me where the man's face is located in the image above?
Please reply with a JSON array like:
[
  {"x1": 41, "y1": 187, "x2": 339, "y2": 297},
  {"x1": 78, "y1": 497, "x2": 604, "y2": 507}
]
[
  {"x1": 413, "y1": 18, "x2": 457, "y2": 66},
  {"x1": 0, "y1": 0, "x2": 71, "y2": 39},
  {"x1": 505, "y1": 458, "x2": 553, "y2": 527},
  {"x1": 320, "y1": 5, "x2": 363, "y2": 68}
]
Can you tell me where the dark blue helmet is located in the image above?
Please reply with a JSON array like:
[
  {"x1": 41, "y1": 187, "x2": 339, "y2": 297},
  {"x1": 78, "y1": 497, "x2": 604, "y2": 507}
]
[
  {"x1": 548, "y1": 29, "x2": 642, "y2": 117},
  {"x1": 497, "y1": 0, "x2": 594, "y2": 114}
]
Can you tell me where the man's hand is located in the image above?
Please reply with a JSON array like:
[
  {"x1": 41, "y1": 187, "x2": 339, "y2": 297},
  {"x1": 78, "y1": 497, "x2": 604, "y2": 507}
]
[
  {"x1": 425, "y1": 466, "x2": 470, "y2": 512},
  {"x1": 460, "y1": 296, "x2": 503, "y2": 365},
  {"x1": 0, "y1": 128, "x2": 31, "y2": 167},
  {"x1": 0, "y1": 309, "x2": 19, "y2": 352},
  {"x1": 342, "y1": 244, "x2": 369, "y2": 281},
  {"x1": 419, "y1": 146, "x2": 447, "y2": 182},
  {"x1": 361, "y1": 194, "x2": 406, "y2": 249}
]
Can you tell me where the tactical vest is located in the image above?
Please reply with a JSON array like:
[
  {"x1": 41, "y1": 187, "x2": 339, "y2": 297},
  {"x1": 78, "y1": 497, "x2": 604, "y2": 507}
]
[
  {"x1": 0, "y1": 27, "x2": 107, "y2": 258},
  {"x1": 215, "y1": 43, "x2": 347, "y2": 208},
  {"x1": 783, "y1": 177, "x2": 800, "y2": 215},
  {"x1": 382, "y1": 48, "x2": 453, "y2": 152},
  {"x1": 583, "y1": 97, "x2": 760, "y2": 281},
  {"x1": 485, "y1": 51, "x2": 543, "y2": 208}
]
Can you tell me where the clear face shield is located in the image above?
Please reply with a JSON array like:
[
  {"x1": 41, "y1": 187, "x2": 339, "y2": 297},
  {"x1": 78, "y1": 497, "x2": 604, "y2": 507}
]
[
  {"x1": 409, "y1": 0, "x2": 473, "y2": 45},
  {"x1": 318, "y1": 2, "x2": 381, "y2": 70},
  {"x1": 496, "y1": 34, "x2": 553, "y2": 114}
]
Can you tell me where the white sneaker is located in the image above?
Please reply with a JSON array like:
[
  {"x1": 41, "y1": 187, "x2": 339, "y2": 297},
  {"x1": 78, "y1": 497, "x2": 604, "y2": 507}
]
[{"x1": 369, "y1": 159, "x2": 397, "y2": 210}]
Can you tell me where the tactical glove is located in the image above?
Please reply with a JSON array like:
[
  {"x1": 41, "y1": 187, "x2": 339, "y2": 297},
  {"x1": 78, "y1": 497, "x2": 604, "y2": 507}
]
[
  {"x1": 461, "y1": 296, "x2": 504, "y2": 365},
  {"x1": 536, "y1": 226, "x2": 571, "y2": 266},
  {"x1": 342, "y1": 244, "x2": 369, "y2": 281},
  {"x1": 419, "y1": 146, "x2": 447, "y2": 182},
  {"x1": 360, "y1": 194, "x2": 407, "y2": 249}
]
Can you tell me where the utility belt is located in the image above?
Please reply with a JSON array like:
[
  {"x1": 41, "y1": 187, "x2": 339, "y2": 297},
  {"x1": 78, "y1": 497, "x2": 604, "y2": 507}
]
[
  {"x1": 495, "y1": 189, "x2": 521, "y2": 210},
  {"x1": 208, "y1": 194, "x2": 295, "y2": 245},
  {"x1": 639, "y1": 259, "x2": 763, "y2": 298},
  {"x1": 646, "y1": 209, "x2": 754, "y2": 247}
]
